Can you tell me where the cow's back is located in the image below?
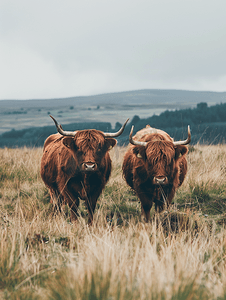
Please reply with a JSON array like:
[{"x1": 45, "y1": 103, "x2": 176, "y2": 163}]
[
  {"x1": 133, "y1": 125, "x2": 172, "y2": 142},
  {"x1": 43, "y1": 133, "x2": 63, "y2": 149}
]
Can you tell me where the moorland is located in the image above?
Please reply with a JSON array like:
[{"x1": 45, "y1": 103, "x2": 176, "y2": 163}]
[
  {"x1": 1, "y1": 144, "x2": 226, "y2": 299},
  {"x1": 1, "y1": 89, "x2": 226, "y2": 299}
]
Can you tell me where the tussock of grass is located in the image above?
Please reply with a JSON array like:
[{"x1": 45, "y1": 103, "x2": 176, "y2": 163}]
[{"x1": 1, "y1": 145, "x2": 226, "y2": 299}]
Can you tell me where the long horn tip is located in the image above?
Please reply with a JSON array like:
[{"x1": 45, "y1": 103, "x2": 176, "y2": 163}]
[
  {"x1": 122, "y1": 118, "x2": 130, "y2": 129},
  {"x1": 129, "y1": 125, "x2": 134, "y2": 138},
  {"x1": 49, "y1": 114, "x2": 56, "y2": 123},
  {"x1": 49, "y1": 115, "x2": 61, "y2": 132},
  {"x1": 187, "y1": 125, "x2": 191, "y2": 142},
  {"x1": 103, "y1": 118, "x2": 129, "y2": 137}
]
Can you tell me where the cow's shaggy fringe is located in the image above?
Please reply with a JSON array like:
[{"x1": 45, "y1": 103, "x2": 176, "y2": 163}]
[{"x1": 1, "y1": 145, "x2": 226, "y2": 299}]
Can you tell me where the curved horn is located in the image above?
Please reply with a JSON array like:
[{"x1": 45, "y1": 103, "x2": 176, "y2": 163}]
[
  {"x1": 50, "y1": 115, "x2": 77, "y2": 136},
  {"x1": 129, "y1": 125, "x2": 147, "y2": 147},
  {"x1": 173, "y1": 125, "x2": 191, "y2": 146},
  {"x1": 104, "y1": 118, "x2": 129, "y2": 137}
]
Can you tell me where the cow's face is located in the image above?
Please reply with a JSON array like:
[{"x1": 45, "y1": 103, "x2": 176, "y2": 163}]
[
  {"x1": 133, "y1": 138, "x2": 188, "y2": 185},
  {"x1": 62, "y1": 130, "x2": 116, "y2": 172}
]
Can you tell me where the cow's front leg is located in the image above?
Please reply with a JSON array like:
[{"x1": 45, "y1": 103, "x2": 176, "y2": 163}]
[
  {"x1": 165, "y1": 185, "x2": 176, "y2": 207},
  {"x1": 62, "y1": 179, "x2": 83, "y2": 223},
  {"x1": 154, "y1": 185, "x2": 172, "y2": 212},
  {"x1": 62, "y1": 190, "x2": 80, "y2": 222},
  {"x1": 137, "y1": 193, "x2": 153, "y2": 222},
  {"x1": 69, "y1": 194, "x2": 80, "y2": 222},
  {"x1": 85, "y1": 196, "x2": 98, "y2": 225},
  {"x1": 83, "y1": 177, "x2": 104, "y2": 225},
  {"x1": 141, "y1": 204, "x2": 151, "y2": 222},
  {"x1": 135, "y1": 182, "x2": 154, "y2": 222},
  {"x1": 154, "y1": 201, "x2": 164, "y2": 213},
  {"x1": 86, "y1": 186, "x2": 103, "y2": 225}
]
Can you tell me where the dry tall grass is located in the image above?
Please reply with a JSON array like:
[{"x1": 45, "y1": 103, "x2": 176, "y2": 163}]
[{"x1": 1, "y1": 145, "x2": 226, "y2": 299}]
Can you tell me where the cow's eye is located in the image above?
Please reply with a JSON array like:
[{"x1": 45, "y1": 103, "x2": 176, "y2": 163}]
[
  {"x1": 97, "y1": 143, "x2": 102, "y2": 150},
  {"x1": 96, "y1": 148, "x2": 103, "y2": 156},
  {"x1": 137, "y1": 153, "x2": 142, "y2": 158}
]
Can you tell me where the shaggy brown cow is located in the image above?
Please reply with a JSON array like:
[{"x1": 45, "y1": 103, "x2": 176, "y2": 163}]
[
  {"x1": 122, "y1": 125, "x2": 191, "y2": 221},
  {"x1": 41, "y1": 116, "x2": 129, "y2": 223}
]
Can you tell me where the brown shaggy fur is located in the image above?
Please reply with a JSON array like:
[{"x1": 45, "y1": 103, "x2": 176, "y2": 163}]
[
  {"x1": 41, "y1": 131, "x2": 116, "y2": 223},
  {"x1": 122, "y1": 127, "x2": 188, "y2": 221}
]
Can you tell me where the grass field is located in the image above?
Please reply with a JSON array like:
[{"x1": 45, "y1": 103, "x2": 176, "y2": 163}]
[{"x1": 1, "y1": 144, "x2": 226, "y2": 299}]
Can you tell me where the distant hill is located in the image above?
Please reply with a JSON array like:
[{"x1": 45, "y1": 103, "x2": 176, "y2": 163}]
[{"x1": 1, "y1": 89, "x2": 226, "y2": 109}]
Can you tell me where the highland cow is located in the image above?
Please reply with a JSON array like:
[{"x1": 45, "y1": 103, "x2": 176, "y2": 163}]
[
  {"x1": 122, "y1": 125, "x2": 191, "y2": 221},
  {"x1": 41, "y1": 115, "x2": 129, "y2": 223}
]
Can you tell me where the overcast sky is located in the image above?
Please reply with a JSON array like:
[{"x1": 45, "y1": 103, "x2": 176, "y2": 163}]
[{"x1": 0, "y1": 0, "x2": 226, "y2": 100}]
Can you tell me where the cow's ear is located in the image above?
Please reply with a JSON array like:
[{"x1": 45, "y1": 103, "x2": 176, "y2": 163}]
[
  {"x1": 63, "y1": 137, "x2": 75, "y2": 149},
  {"x1": 175, "y1": 145, "x2": 188, "y2": 160},
  {"x1": 106, "y1": 138, "x2": 117, "y2": 151},
  {"x1": 133, "y1": 147, "x2": 139, "y2": 155},
  {"x1": 133, "y1": 146, "x2": 145, "y2": 159}
]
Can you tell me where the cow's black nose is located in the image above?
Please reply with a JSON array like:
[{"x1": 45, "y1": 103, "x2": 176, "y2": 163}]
[
  {"x1": 83, "y1": 162, "x2": 96, "y2": 171},
  {"x1": 153, "y1": 177, "x2": 168, "y2": 185}
]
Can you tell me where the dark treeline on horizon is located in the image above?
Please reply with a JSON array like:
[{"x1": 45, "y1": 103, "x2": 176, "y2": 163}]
[
  {"x1": 1, "y1": 102, "x2": 226, "y2": 148},
  {"x1": 143, "y1": 102, "x2": 226, "y2": 128}
]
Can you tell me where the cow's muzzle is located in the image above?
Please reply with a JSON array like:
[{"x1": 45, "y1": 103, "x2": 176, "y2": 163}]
[
  {"x1": 81, "y1": 162, "x2": 97, "y2": 172},
  {"x1": 153, "y1": 177, "x2": 168, "y2": 185}
]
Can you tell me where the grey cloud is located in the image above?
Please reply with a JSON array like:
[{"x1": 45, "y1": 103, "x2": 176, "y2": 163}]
[{"x1": 0, "y1": 0, "x2": 226, "y2": 99}]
